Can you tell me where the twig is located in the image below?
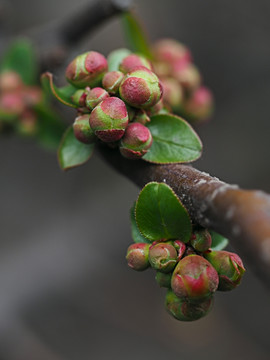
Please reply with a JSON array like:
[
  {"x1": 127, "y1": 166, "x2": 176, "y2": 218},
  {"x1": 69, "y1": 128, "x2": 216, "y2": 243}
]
[{"x1": 98, "y1": 145, "x2": 270, "y2": 287}]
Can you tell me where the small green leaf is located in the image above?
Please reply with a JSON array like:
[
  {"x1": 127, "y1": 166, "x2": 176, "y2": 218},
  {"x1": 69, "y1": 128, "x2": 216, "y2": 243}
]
[
  {"x1": 58, "y1": 126, "x2": 95, "y2": 170},
  {"x1": 130, "y1": 203, "x2": 151, "y2": 244},
  {"x1": 0, "y1": 39, "x2": 38, "y2": 85},
  {"x1": 121, "y1": 13, "x2": 153, "y2": 59},
  {"x1": 135, "y1": 182, "x2": 192, "y2": 242},
  {"x1": 107, "y1": 48, "x2": 131, "y2": 71},
  {"x1": 41, "y1": 72, "x2": 77, "y2": 108},
  {"x1": 35, "y1": 103, "x2": 66, "y2": 150},
  {"x1": 143, "y1": 114, "x2": 202, "y2": 164},
  {"x1": 210, "y1": 231, "x2": 229, "y2": 251}
]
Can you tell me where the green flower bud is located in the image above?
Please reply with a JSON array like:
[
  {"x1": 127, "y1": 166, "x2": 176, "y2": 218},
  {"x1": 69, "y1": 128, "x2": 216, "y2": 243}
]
[
  {"x1": 85, "y1": 87, "x2": 109, "y2": 110},
  {"x1": 71, "y1": 87, "x2": 90, "y2": 107},
  {"x1": 173, "y1": 240, "x2": 186, "y2": 260},
  {"x1": 171, "y1": 255, "x2": 219, "y2": 302},
  {"x1": 126, "y1": 243, "x2": 150, "y2": 271},
  {"x1": 102, "y1": 71, "x2": 124, "y2": 94},
  {"x1": 190, "y1": 229, "x2": 212, "y2": 253},
  {"x1": 120, "y1": 122, "x2": 152, "y2": 159},
  {"x1": 149, "y1": 242, "x2": 178, "y2": 273},
  {"x1": 155, "y1": 271, "x2": 172, "y2": 288},
  {"x1": 132, "y1": 109, "x2": 150, "y2": 125},
  {"x1": 204, "y1": 250, "x2": 245, "y2": 291},
  {"x1": 73, "y1": 113, "x2": 95, "y2": 144},
  {"x1": 89, "y1": 97, "x2": 128, "y2": 142},
  {"x1": 65, "y1": 51, "x2": 108, "y2": 88},
  {"x1": 119, "y1": 54, "x2": 153, "y2": 74},
  {"x1": 165, "y1": 289, "x2": 213, "y2": 322},
  {"x1": 119, "y1": 66, "x2": 163, "y2": 109}
]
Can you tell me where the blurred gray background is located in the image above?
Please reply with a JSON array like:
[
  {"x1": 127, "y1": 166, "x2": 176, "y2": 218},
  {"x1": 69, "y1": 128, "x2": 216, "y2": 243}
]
[{"x1": 0, "y1": 0, "x2": 270, "y2": 359}]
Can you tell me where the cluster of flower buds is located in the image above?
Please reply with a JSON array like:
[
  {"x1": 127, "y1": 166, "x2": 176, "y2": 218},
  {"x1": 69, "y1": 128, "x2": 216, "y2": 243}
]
[
  {"x1": 152, "y1": 39, "x2": 214, "y2": 123},
  {"x1": 126, "y1": 228, "x2": 245, "y2": 322},
  {"x1": 65, "y1": 50, "x2": 165, "y2": 159},
  {"x1": 0, "y1": 71, "x2": 42, "y2": 135}
]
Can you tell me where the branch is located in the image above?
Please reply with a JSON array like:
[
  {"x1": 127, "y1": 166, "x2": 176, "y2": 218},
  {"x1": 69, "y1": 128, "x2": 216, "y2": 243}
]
[{"x1": 98, "y1": 145, "x2": 270, "y2": 287}]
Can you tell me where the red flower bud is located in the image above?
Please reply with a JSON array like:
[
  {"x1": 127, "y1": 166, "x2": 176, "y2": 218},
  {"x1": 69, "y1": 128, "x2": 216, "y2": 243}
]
[
  {"x1": 204, "y1": 250, "x2": 245, "y2": 291},
  {"x1": 120, "y1": 122, "x2": 152, "y2": 159},
  {"x1": 119, "y1": 66, "x2": 163, "y2": 109},
  {"x1": 89, "y1": 97, "x2": 128, "y2": 142},
  {"x1": 165, "y1": 289, "x2": 213, "y2": 322},
  {"x1": 71, "y1": 88, "x2": 90, "y2": 108},
  {"x1": 184, "y1": 86, "x2": 214, "y2": 121},
  {"x1": 171, "y1": 255, "x2": 219, "y2": 302},
  {"x1": 85, "y1": 87, "x2": 109, "y2": 110},
  {"x1": 102, "y1": 71, "x2": 124, "y2": 94},
  {"x1": 73, "y1": 113, "x2": 95, "y2": 144},
  {"x1": 190, "y1": 229, "x2": 212, "y2": 253},
  {"x1": 65, "y1": 51, "x2": 108, "y2": 88},
  {"x1": 149, "y1": 242, "x2": 178, "y2": 273},
  {"x1": 155, "y1": 271, "x2": 172, "y2": 288},
  {"x1": 126, "y1": 243, "x2": 150, "y2": 271},
  {"x1": 119, "y1": 54, "x2": 153, "y2": 74}
]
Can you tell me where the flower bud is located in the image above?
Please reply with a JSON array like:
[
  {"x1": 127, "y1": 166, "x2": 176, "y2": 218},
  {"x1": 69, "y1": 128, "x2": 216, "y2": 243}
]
[
  {"x1": 153, "y1": 39, "x2": 192, "y2": 66},
  {"x1": 173, "y1": 240, "x2": 186, "y2": 260},
  {"x1": 73, "y1": 113, "x2": 95, "y2": 144},
  {"x1": 126, "y1": 243, "x2": 150, "y2": 271},
  {"x1": 119, "y1": 54, "x2": 153, "y2": 74},
  {"x1": 161, "y1": 77, "x2": 183, "y2": 110},
  {"x1": 204, "y1": 250, "x2": 245, "y2": 291},
  {"x1": 190, "y1": 229, "x2": 212, "y2": 253},
  {"x1": 173, "y1": 62, "x2": 201, "y2": 91},
  {"x1": 102, "y1": 71, "x2": 124, "y2": 94},
  {"x1": 165, "y1": 289, "x2": 213, "y2": 322},
  {"x1": 184, "y1": 86, "x2": 214, "y2": 121},
  {"x1": 0, "y1": 92, "x2": 25, "y2": 116},
  {"x1": 149, "y1": 242, "x2": 178, "y2": 273},
  {"x1": 171, "y1": 255, "x2": 219, "y2": 302},
  {"x1": 119, "y1": 66, "x2": 163, "y2": 109},
  {"x1": 71, "y1": 87, "x2": 90, "y2": 107},
  {"x1": 132, "y1": 109, "x2": 150, "y2": 125},
  {"x1": 155, "y1": 271, "x2": 172, "y2": 288},
  {"x1": 146, "y1": 99, "x2": 166, "y2": 117},
  {"x1": 0, "y1": 71, "x2": 23, "y2": 93},
  {"x1": 85, "y1": 87, "x2": 109, "y2": 110},
  {"x1": 65, "y1": 51, "x2": 108, "y2": 88},
  {"x1": 89, "y1": 96, "x2": 128, "y2": 142},
  {"x1": 119, "y1": 122, "x2": 152, "y2": 159}
]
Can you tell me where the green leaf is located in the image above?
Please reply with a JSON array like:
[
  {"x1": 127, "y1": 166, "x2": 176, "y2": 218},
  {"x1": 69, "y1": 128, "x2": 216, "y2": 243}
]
[
  {"x1": 130, "y1": 203, "x2": 151, "y2": 244},
  {"x1": 210, "y1": 231, "x2": 229, "y2": 251},
  {"x1": 135, "y1": 182, "x2": 192, "y2": 242},
  {"x1": 143, "y1": 114, "x2": 202, "y2": 164},
  {"x1": 41, "y1": 72, "x2": 77, "y2": 108},
  {"x1": 35, "y1": 103, "x2": 66, "y2": 150},
  {"x1": 121, "y1": 13, "x2": 153, "y2": 59},
  {"x1": 0, "y1": 39, "x2": 38, "y2": 85},
  {"x1": 58, "y1": 126, "x2": 95, "y2": 170},
  {"x1": 107, "y1": 48, "x2": 131, "y2": 71}
]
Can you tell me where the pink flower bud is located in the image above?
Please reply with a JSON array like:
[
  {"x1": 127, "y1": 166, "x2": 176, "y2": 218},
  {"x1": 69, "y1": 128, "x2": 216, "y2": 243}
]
[
  {"x1": 126, "y1": 243, "x2": 150, "y2": 271},
  {"x1": 73, "y1": 113, "x2": 95, "y2": 144},
  {"x1": 120, "y1": 122, "x2": 152, "y2": 159},
  {"x1": 65, "y1": 51, "x2": 108, "y2": 88},
  {"x1": 148, "y1": 242, "x2": 178, "y2": 273},
  {"x1": 0, "y1": 71, "x2": 23, "y2": 93},
  {"x1": 0, "y1": 92, "x2": 25, "y2": 116},
  {"x1": 173, "y1": 62, "x2": 201, "y2": 91},
  {"x1": 102, "y1": 71, "x2": 124, "y2": 94},
  {"x1": 204, "y1": 251, "x2": 245, "y2": 291},
  {"x1": 184, "y1": 86, "x2": 214, "y2": 121},
  {"x1": 165, "y1": 289, "x2": 214, "y2": 322},
  {"x1": 153, "y1": 39, "x2": 192, "y2": 66},
  {"x1": 119, "y1": 66, "x2": 163, "y2": 109},
  {"x1": 161, "y1": 77, "x2": 183, "y2": 110},
  {"x1": 89, "y1": 97, "x2": 128, "y2": 142},
  {"x1": 85, "y1": 87, "x2": 109, "y2": 110},
  {"x1": 171, "y1": 255, "x2": 219, "y2": 302},
  {"x1": 119, "y1": 54, "x2": 153, "y2": 74},
  {"x1": 190, "y1": 229, "x2": 212, "y2": 253}
]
